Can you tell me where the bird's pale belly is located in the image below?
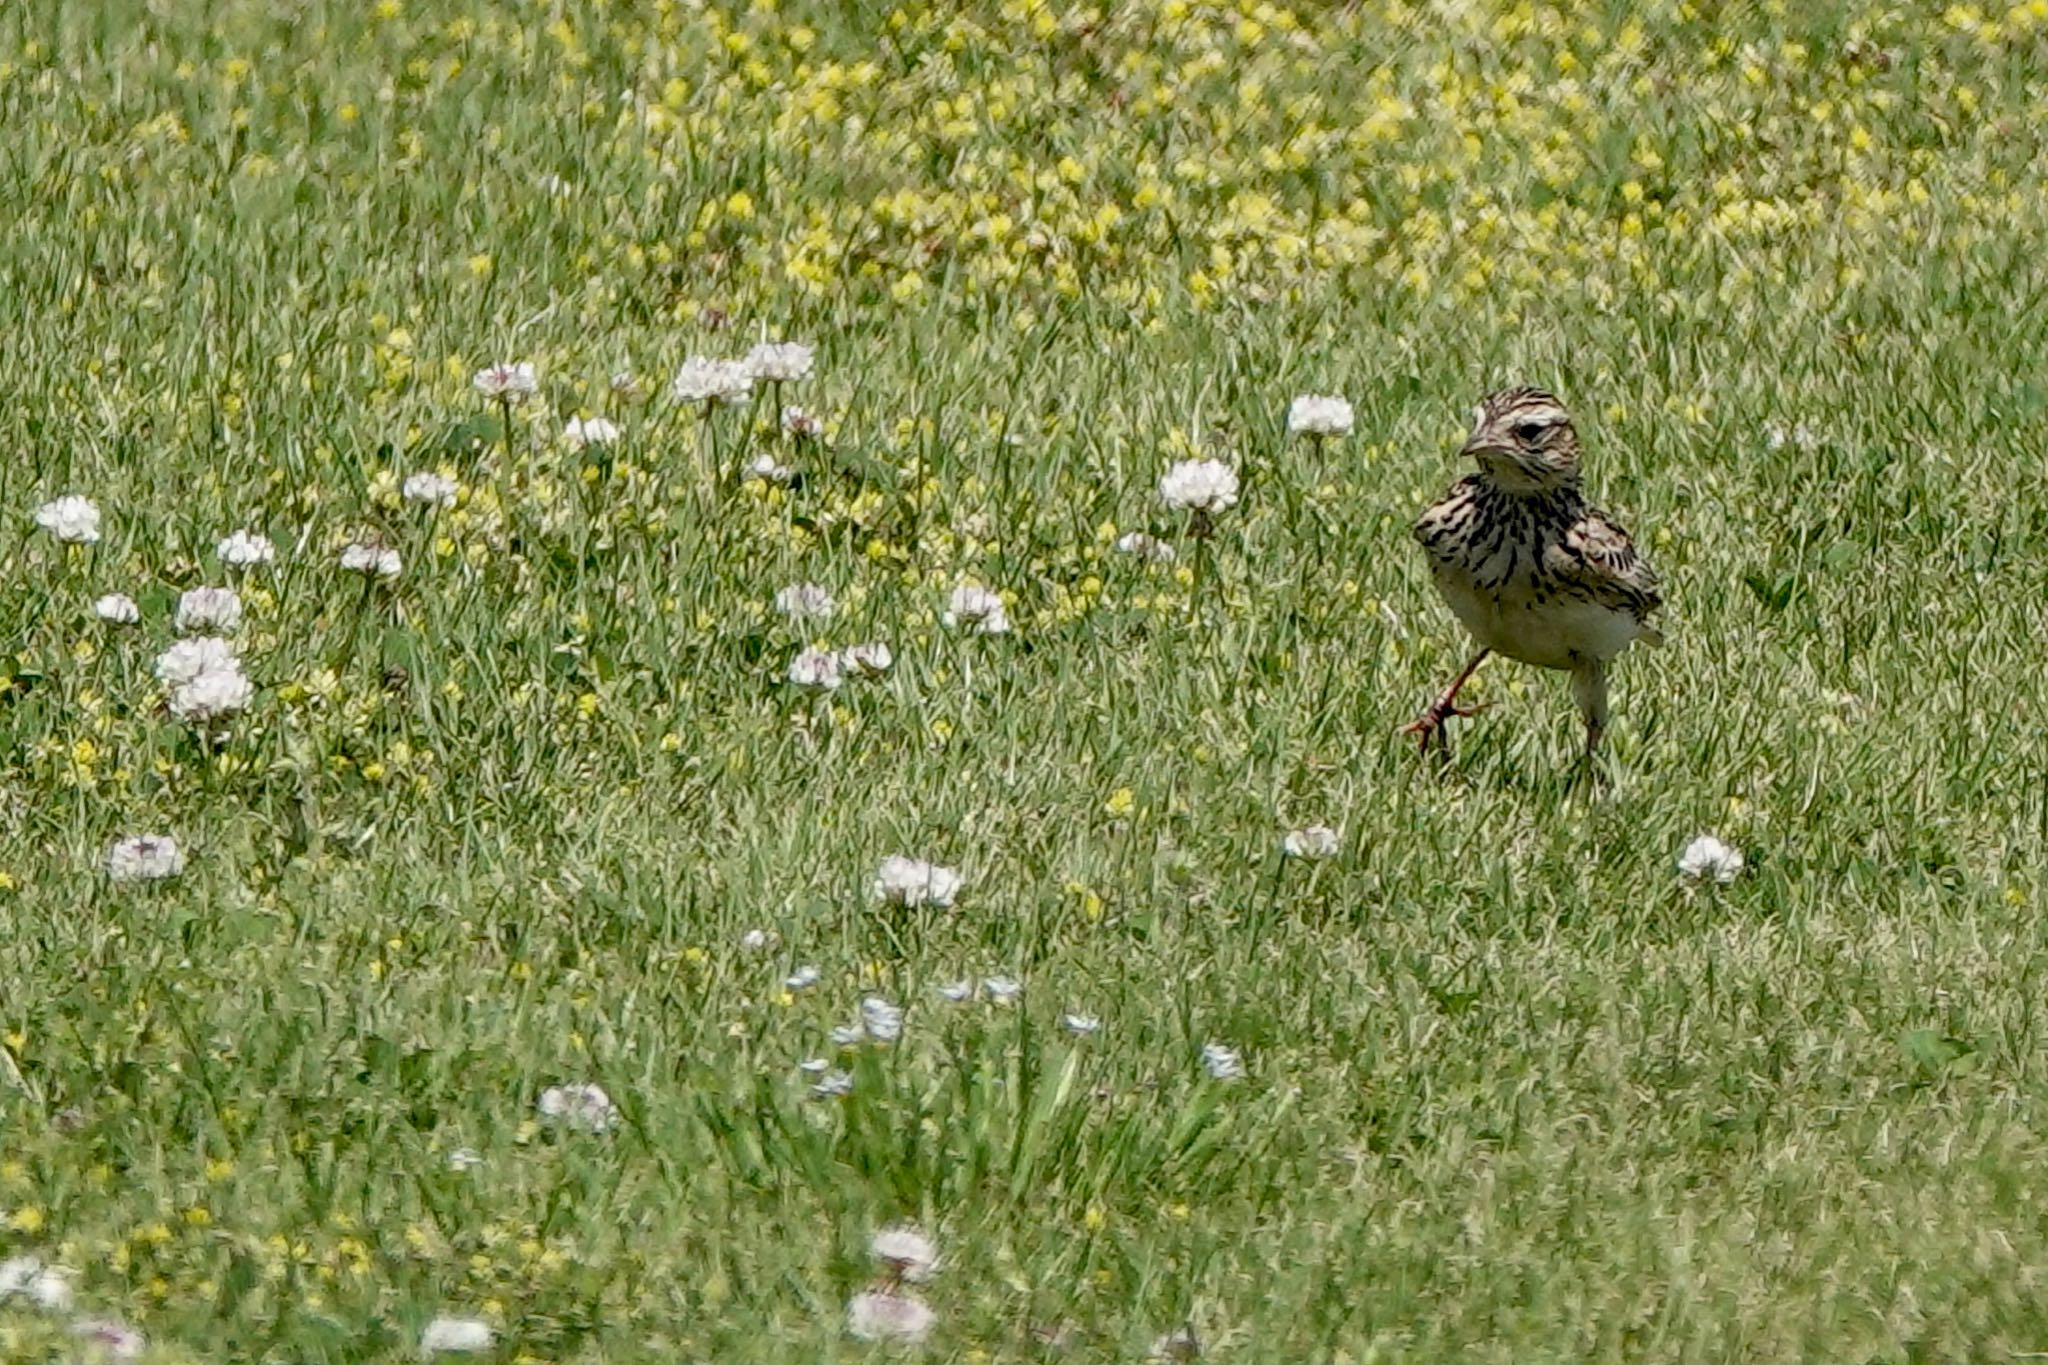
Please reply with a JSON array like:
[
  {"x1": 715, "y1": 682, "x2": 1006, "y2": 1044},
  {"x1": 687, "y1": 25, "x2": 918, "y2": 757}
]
[{"x1": 1432, "y1": 570, "x2": 1642, "y2": 670}]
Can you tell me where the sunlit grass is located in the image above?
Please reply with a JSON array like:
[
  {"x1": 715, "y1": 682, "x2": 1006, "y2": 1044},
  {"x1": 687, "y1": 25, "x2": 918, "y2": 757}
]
[{"x1": 2, "y1": 0, "x2": 2047, "y2": 1360}]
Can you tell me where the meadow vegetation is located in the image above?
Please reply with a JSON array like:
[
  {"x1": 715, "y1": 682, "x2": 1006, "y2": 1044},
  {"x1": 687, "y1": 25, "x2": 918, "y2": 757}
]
[{"x1": 3, "y1": 0, "x2": 2048, "y2": 1359}]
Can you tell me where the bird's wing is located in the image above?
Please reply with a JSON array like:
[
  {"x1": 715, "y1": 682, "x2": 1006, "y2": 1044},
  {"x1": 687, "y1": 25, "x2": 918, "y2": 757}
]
[{"x1": 1545, "y1": 506, "x2": 1663, "y2": 623}]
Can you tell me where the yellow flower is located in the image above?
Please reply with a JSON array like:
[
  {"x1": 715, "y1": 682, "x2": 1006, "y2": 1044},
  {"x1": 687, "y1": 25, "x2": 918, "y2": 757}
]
[{"x1": 1103, "y1": 787, "x2": 1135, "y2": 817}]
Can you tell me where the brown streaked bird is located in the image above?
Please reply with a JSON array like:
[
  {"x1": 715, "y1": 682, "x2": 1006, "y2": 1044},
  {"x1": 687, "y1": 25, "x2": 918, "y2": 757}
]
[{"x1": 1408, "y1": 387, "x2": 1663, "y2": 758}]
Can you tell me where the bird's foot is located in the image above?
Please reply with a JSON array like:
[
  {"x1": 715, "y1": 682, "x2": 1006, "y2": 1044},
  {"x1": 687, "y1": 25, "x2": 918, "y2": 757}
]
[{"x1": 1400, "y1": 698, "x2": 1493, "y2": 753}]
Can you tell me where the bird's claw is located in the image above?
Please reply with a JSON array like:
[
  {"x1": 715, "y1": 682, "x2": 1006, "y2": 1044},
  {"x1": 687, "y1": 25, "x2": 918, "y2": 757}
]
[{"x1": 1400, "y1": 699, "x2": 1493, "y2": 753}]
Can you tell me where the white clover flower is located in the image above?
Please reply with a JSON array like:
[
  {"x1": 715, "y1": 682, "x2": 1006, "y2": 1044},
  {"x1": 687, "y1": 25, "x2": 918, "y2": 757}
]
[
  {"x1": 1764, "y1": 421, "x2": 1820, "y2": 452},
  {"x1": 562, "y1": 416, "x2": 621, "y2": 450},
  {"x1": 935, "y1": 980, "x2": 974, "y2": 1002},
  {"x1": 175, "y1": 586, "x2": 242, "y2": 634},
  {"x1": 787, "y1": 647, "x2": 844, "y2": 692},
  {"x1": 1159, "y1": 459, "x2": 1240, "y2": 513},
  {"x1": 446, "y1": 1148, "x2": 483, "y2": 1172},
  {"x1": 871, "y1": 1226, "x2": 939, "y2": 1282},
  {"x1": 1062, "y1": 1013, "x2": 1102, "y2": 1036},
  {"x1": 797, "y1": 1057, "x2": 830, "y2": 1075},
  {"x1": 745, "y1": 340, "x2": 815, "y2": 384},
  {"x1": 670, "y1": 356, "x2": 753, "y2": 405},
  {"x1": 0, "y1": 1256, "x2": 73, "y2": 1311},
  {"x1": 847, "y1": 1291, "x2": 936, "y2": 1344},
  {"x1": 168, "y1": 665, "x2": 254, "y2": 723},
  {"x1": 94, "y1": 594, "x2": 140, "y2": 624},
  {"x1": 106, "y1": 835, "x2": 183, "y2": 883},
  {"x1": 402, "y1": 473, "x2": 459, "y2": 508},
  {"x1": 739, "y1": 928, "x2": 777, "y2": 952},
  {"x1": 472, "y1": 362, "x2": 537, "y2": 401},
  {"x1": 536, "y1": 1082, "x2": 619, "y2": 1133},
  {"x1": 828, "y1": 1022, "x2": 867, "y2": 1047},
  {"x1": 1287, "y1": 393, "x2": 1355, "y2": 437},
  {"x1": 340, "y1": 542, "x2": 403, "y2": 578},
  {"x1": 782, "y1": 405, "x2": 823, "y2": 438},
  {"x1": 942, "y1": 584, "x2": 1010, "y2": 635},
  {"x1": 811, "y1": 1069, "x2": 854, "y2": 1098},
  {"x1": 785, "y1": 965, "x2": 822, "y2": 991},
  {"x1": 981, "y1": 976, "x2": 1022, "y2": 1004},
  {"x1": 775, "y1": 582, "x2": 837, "y2": 621},
  {"x1": 1282, "y1": 825, "x2": 1340, "y2": 859},
  {"x1": 33, "y1": 494, "x2": 100, "y2": 544},
  {"x1": 1115, "y1": 531, "x2": 1177, "y2": 564},
  {"x1": 840, "y1": 642, "x2": 893, "y2": 677},
  {"x1": 873, "y1": 856, "x2": 964, "y2": 909},
  {"x1": 1201, "y1": 1042, "x2": 1244, "y2": 1081},
  {"x1": 420, "y1": 1316, "x2": 495, "y2": 1354},
  {"x1": 1677, "y1": 834, "x2": 1745, "y2": 884},
  {"x1": 70, "y1": 1319, "x2": 145, "y2": 1359},
  {"x1": 217, "y1": 530, "x2": 276, "y2": 568},
  {"x1": 860, "y1": 996, "x2": 905, "y2": 1043},
  {"x1": 155, "y1": 636, "x2": 239, "y2": 686},
  {"x1": 744, "y1": 453, "x2": 797, "y2": 485}
]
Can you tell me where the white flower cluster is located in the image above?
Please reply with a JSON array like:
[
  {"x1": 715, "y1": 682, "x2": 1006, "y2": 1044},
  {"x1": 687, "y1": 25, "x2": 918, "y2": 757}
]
[
  {"x1": 34, "y1": 494, "x2": 101, "y2": 544},
  {"x1": 340, "y1": 541, "x2": 402, "y2": 578},
  {"x1": 745, "y1": 340, "x2": 815, "y2": 383},
  {"x1": 845, "y1": 1225, "x2": 940, "y2": 1343},
  {"x1": 421, "y1": 1316, "x2": 495, "y2": 1355},
  {"x1": 774, "y1": 582, "x2": 837, "y2": 621},
  {"x1": 942, "y1": 584, "x2": 1010, "y2": 634},
  {"x1": 787, "y1": 647, "x2": 844, "y2": 692},
  {"x1": 788, "y1": 640, "x2": 893, "y2": 692},
  {"x1": 1201, "y1": 1042, "x2": 1245, "y2": 1081},
  {"x1": 94, "y1": 593, "x2": 140, "y2": 624},
  {"x1": 217, "y1": 529, "x2": 276, "y2": 568},
  {"x1": 471, "y1": 362, "x2": 537, "y2": 401},
  {"x1": 563, "y1": 416, "x2": 620, "y2": 449},
  {"x1": 536, "y1": 1082, "x2": 620, "y2": 1133},
  {"x1": 1287, "y1": 392, "x2": 1355, "y2": 437},
  {"x1": 1159, "y1": 459, "x2": 1240, "y2": 513},
  {"x1": 155, "y1": 634, "x2": 253, "y2": 724},
  {"x1": 671, "y1": 355, "x2": 754, "y2": 405},
  {"x1": 873, "y1": 856, "x2": 963, "y2": 908},
  {"x1": 105, "y1": 834, "x2": 184, "y2": 884},
  {"x1": 1282, "y1": 825, "x2": 1340, "y2": 859},
  {"x1": 1677, "y1": 834, "x2": 1745, "y2": 884},
  {"x1": 2, "y1": 1254, "x2": 143, "y2": 1357},
  {"x1": 403, "y1": 472, "x2": 459, "y2": 508},
  {"x1": 175, "y1": 586, "x2": 242, "y2": 634},
  {"x1": 0, "y1": 1255, "x2": 73, "y2": 1311},
  {"x1": 1115, "y1": 531, "x2": 1176, "y2": 563}
]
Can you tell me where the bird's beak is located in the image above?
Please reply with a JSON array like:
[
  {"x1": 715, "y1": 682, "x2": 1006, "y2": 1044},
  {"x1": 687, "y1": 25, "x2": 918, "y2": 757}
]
[{"x1": 1459, "y1": 434, "x2": 1510, "y2": 459}]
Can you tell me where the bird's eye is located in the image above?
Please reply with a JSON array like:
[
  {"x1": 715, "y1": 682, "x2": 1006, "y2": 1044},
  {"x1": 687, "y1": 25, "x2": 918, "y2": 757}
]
[{"x1": 1513, "y1": 422, "x2": 1545, "y2": 443}]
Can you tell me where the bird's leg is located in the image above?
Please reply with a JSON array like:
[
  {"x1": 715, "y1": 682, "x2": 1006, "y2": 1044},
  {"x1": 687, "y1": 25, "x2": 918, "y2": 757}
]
[
  {"x1": 1570, "y1": 659, "x2": 1609, "y2": 767},
  {"x1": 1403, "y1": 648, "x2": 1491, "y2": 752}
]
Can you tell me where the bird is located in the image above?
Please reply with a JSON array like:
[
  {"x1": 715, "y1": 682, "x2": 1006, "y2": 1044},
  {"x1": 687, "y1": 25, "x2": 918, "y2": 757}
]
[{"x1": 1407, "y1": 386, "x2": 1663, "y2": 759}]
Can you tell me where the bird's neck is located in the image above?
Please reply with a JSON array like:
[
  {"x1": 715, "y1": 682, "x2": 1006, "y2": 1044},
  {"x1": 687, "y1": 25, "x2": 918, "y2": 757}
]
[{"x1": 1475, "y1": 471, "x2": 1581, "y2": 506}]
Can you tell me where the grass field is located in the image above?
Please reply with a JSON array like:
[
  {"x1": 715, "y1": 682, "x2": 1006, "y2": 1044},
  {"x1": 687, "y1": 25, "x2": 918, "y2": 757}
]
[{"x1": 5, "y1": 0, "x2": 2048, "y2": 1359}]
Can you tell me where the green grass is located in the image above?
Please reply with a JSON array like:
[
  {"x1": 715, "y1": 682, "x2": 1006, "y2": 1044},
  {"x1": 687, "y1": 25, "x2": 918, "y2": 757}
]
[{"x1": 4, "y1": 0, "x2": 2048, "y2": 1359}]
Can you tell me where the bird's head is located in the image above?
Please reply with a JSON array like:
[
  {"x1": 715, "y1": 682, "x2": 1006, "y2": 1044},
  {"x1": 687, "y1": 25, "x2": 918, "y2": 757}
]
[{"x1": 1460, "y1": 387, "x2": 1580, "y2": 492}]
